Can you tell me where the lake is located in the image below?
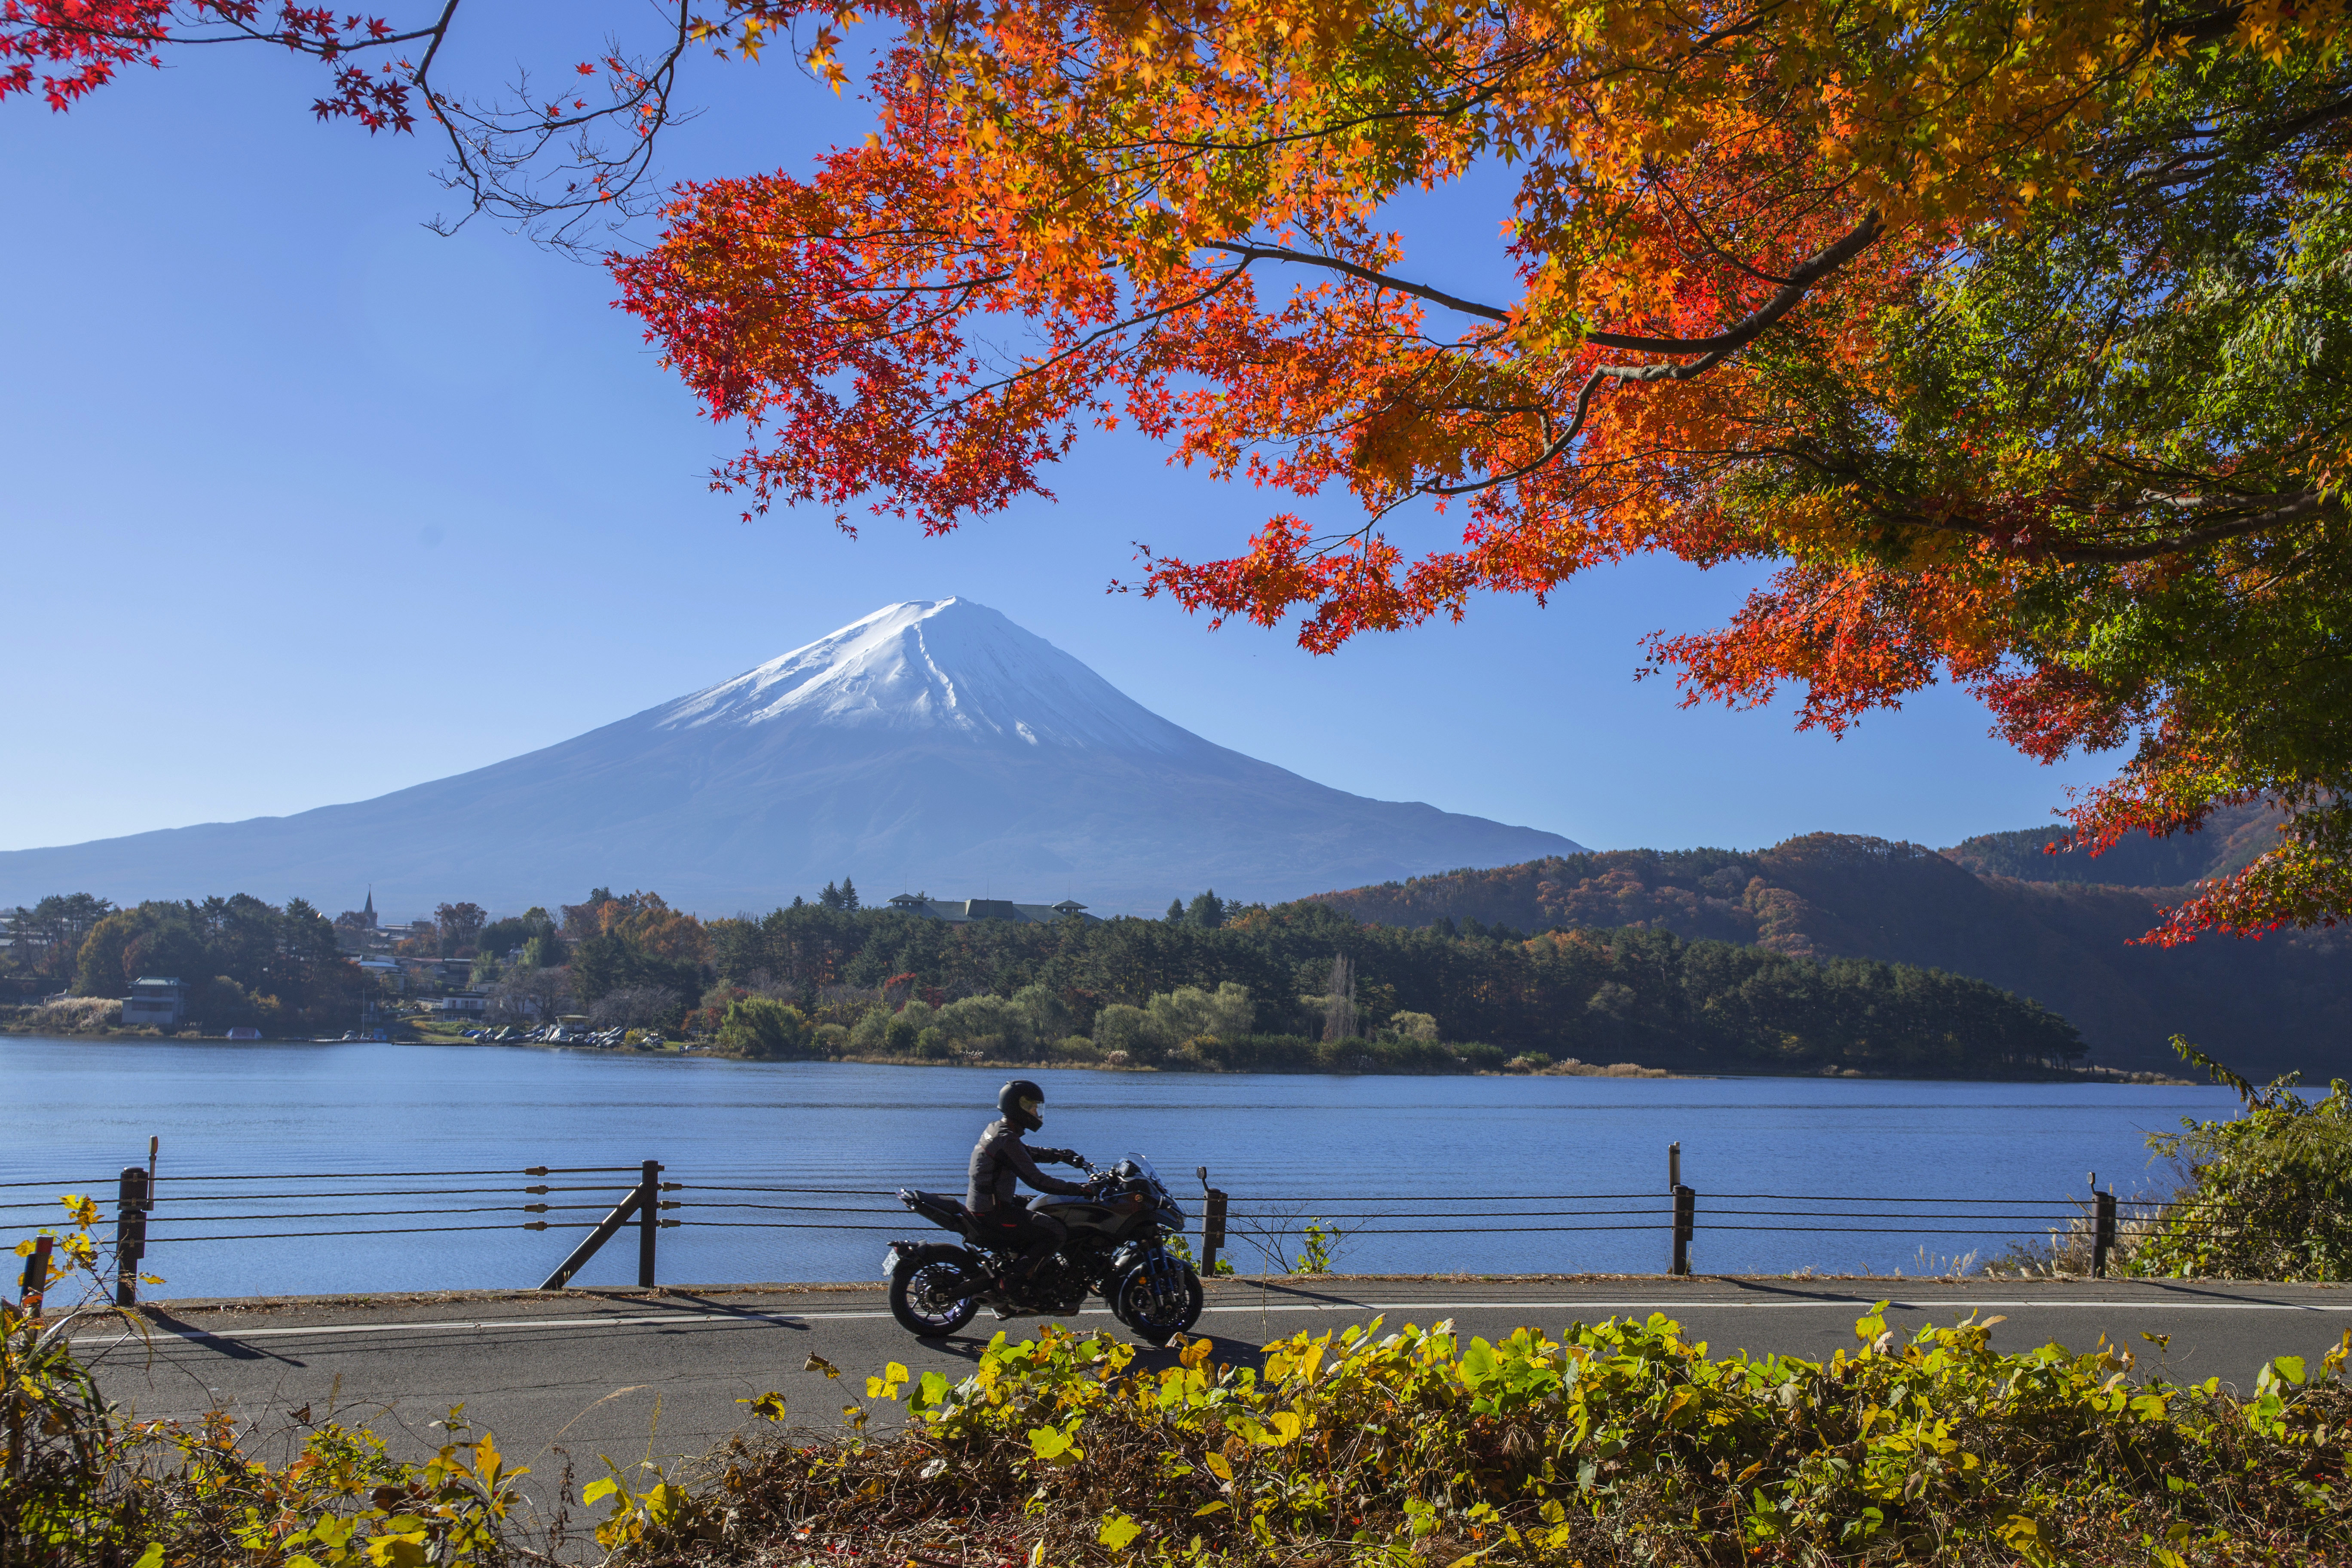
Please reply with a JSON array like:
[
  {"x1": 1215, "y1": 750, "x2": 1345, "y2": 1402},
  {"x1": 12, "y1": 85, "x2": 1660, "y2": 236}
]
[{"x1": 1, "y1": 1037, "x2": 2237, "y2": 1298}]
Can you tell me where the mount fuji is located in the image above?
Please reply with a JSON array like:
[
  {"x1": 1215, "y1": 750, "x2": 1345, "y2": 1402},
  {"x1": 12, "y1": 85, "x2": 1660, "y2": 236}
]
[{"x1": 0, "y1": 599, "x2": 1584, "y2": 916}]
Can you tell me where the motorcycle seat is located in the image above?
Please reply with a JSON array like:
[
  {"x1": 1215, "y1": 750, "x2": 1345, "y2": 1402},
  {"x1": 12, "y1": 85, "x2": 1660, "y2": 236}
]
[{"x1": 902, "y1": 1188, "x2": 975, "y2": 1228}]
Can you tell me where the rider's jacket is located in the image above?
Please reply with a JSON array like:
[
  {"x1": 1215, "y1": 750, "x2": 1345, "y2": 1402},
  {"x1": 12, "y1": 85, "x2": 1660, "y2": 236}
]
[{"x1": 966, "y1": 1117, "x2": 1086, "y2": 1214}]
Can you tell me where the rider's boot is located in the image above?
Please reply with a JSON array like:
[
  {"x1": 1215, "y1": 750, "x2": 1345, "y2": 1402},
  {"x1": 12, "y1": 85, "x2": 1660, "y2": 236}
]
[{"x1": 991, "y1": 1257, "x2": 1043, "y2": 1318}]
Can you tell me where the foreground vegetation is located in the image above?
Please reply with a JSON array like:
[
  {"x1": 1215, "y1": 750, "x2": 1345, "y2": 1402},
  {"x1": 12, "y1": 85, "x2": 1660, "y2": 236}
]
[{"x1": 9, "y1": 1280, "x2": 2351, "y2": 1566}]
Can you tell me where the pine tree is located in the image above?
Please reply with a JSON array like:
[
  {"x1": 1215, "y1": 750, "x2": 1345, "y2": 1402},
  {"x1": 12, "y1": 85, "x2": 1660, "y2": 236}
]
[
  {"x1": 820, "y1": 881, "x2": 842, "y2": 910},
  {"x1": 1165, "y1": 898, "x2": 1185, "y2": 922},
  {"x1": 840, "y1": 876, "x2": 859, "y2": 912},
  {"x1": 1186, "y1": 889, "x2": 1226, "y2": 929}
]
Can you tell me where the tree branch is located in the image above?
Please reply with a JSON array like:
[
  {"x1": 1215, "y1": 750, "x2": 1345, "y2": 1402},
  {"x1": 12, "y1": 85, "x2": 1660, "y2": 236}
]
[
  {"x1": 2045, "y1": 489, "x2": 2337, "y2": 563},
  {"x1": 1581, "y1": 210, "x2": 1883, "y2": 355},
  {"x1": 1203, "y1": 242, "x2": 1510, "y2": 322}
]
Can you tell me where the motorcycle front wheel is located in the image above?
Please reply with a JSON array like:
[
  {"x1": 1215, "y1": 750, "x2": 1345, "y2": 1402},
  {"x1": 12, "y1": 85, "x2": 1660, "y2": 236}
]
[
  {"x1": 1112, "y1": 1258, "x2": 1204, "y2": 1346},
  {"x1": 889, "y1": 1254, "x2": 980, "y2": 1337}
]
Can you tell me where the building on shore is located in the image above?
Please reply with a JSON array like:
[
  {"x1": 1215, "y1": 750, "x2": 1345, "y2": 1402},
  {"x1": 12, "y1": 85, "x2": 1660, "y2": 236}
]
[
  {"x1": 122, "y1": 977, "x2": 187, "y2": 1030},
  {"x1": 882, "y1": 893, "x2": 1098, "y2": 925}
]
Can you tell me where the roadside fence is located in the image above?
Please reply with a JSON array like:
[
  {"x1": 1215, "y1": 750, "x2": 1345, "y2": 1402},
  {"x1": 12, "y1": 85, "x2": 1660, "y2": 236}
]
[{"x1": 4, "y1": 1141, "x2": 2235, "y2": 1305}]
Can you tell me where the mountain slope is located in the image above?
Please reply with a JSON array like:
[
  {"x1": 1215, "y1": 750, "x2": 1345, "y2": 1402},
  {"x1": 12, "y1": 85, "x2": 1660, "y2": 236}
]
[
  {"x1": 0, "y1": 600, "x2": 1584, "y2": 916},
  {"x1": 1308, "y1": 835, "x2": 2352, "y2": 1078},
  {"x1": 1941, "y1": 800, "x2": 2287, "y2": 885}
]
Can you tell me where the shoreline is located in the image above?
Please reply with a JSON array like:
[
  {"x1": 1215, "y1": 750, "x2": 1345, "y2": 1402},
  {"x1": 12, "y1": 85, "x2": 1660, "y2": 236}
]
[{"x1": 0, "y1": 1026, "x2": 2197, "y2": 1084}]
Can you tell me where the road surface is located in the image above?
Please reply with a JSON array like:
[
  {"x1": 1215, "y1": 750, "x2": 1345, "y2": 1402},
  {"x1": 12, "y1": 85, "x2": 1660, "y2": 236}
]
[{"x1": 80, "y1": 1275, "x2": 2352, "y2": 1479}]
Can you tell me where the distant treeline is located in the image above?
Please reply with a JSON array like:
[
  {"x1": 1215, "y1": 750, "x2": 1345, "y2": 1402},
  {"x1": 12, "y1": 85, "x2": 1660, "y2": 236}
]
[
  {"x1": 5, "y1": 881, "x2": 2088, "y2": 1076},
  {"x1": 1308, "y1": 829, "x2": 2352, "y2": 1078},
  {"x1": 693, "y1": 897, "x2": 2080, "y2": 1077},
  {"x1": 1, "y1": 892, "x2": 367, "y2": 1032}
]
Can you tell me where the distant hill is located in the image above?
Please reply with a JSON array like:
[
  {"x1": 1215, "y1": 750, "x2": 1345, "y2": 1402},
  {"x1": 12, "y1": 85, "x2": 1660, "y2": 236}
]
[
  {"x1": 1309, "y1": 832, "x2": 2351, "y2": 1079},
  {"x1": 1941, "y1": 799, "x2": 2287, "y2": 885}
]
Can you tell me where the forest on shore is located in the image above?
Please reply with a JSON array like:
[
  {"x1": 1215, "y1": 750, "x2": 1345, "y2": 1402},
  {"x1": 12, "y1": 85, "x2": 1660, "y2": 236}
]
[
  {"x1": 1311, "y1": 820, "x2": 2350, "y2": 1078},
  {"x1": 0, "y1": 884, "x2": 2098, "y2": 1081},
  {"x1": 695, "y1": 894, "x2": 2086, "y2": 1078},
  {"x1": 0, "y1": 883, "x2": 2091, "y2": 1078}
]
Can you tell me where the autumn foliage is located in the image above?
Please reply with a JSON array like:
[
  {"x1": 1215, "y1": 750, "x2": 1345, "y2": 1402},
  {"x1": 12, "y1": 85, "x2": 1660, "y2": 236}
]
[
  {"x1": 613, "y1": 0, "x2": 2352, "y2": 944},
  {"x1": 15, "y1": 2, "x2": 2350, "y2": 943}
]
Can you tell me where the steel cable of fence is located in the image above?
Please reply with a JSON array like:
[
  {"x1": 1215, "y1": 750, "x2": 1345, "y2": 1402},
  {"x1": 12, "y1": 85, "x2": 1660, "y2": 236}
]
[
  {"x1": 152, "y1": 1190, "x2": 635, "y2": 1204},
  {"x1": 141, "y1": 1204, "x2": 629, "y2": 1225},
  {"x1": 141, "y1": 1223, "x2": 562, "y2": 1242},
  {"x1": 152, "y1": 1166, "x2": 644, "y2": 1181}
]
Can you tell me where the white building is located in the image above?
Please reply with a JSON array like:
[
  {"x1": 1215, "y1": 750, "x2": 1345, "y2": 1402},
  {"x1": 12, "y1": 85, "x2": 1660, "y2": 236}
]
[{"x1": 122, "y1": 977, "x2": 187, "y2": 1030}]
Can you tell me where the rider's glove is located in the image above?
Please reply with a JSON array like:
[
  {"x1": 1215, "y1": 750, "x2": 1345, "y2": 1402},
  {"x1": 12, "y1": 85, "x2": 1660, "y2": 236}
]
[{"x1": 1038, "y1": 1148, "x2": 1078, "y2": 1166}]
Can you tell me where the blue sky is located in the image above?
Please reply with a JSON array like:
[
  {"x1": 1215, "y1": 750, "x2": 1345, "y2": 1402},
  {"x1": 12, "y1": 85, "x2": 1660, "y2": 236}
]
[{"x1": 0, "y1": 8, "x2": 2119, "y2": 864}]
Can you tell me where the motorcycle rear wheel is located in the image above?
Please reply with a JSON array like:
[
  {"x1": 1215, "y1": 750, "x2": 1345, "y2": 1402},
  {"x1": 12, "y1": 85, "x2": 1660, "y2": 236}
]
[
  {"x1": 1113, "y1": 1259, "x2": 1203, "y2": 1346},
  {"x1": 889, "y1": 1255, "x2": 980, "y2": 1337}
]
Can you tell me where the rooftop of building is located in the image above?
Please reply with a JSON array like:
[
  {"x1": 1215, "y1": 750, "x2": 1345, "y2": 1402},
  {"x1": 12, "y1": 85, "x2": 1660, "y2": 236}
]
[{"x1": 883, "y1": 893, "x2": 1097, "y2": 925}]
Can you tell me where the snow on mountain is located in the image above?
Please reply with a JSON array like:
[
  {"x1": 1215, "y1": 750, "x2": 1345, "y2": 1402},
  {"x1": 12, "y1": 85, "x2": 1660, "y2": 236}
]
[
  {"x1": 659, "y1": 600, "x2": 1200, "y2": 753},
  {"x1": 0, "y1": 599, "x2": 1585, "y2": 916}
]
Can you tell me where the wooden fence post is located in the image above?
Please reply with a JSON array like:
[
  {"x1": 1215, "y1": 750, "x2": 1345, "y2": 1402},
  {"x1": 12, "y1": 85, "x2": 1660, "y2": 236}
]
[
  {"x1": 1197, "y1": 1167, "x2": 1227, "y2": 1277},
  {"x1": 2093, "y1": 1191, "x2": 2118, "y2": 1279},
  {"x1": 637, "y1": 1160, "x2": 662, "y2": 1288},
  {"x1": 1671, "y1": 1185, "x2": 1695, "y2": 1277},
  {"x1": 115, "y1": 1167, "x2": 148, "y2": 1307},
  {"x1": 18, "y1": 1235, "x2": 52, "y2": 1320},
  {"x1": 539, "y1": 1160, "x2": 676, "y2": 1291}
]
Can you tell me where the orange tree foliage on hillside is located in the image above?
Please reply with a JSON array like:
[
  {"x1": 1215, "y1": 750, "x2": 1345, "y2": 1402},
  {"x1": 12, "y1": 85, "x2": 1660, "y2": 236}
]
[{"x1": 613, "y1": 1, "x2": 2352, "y2": 944}]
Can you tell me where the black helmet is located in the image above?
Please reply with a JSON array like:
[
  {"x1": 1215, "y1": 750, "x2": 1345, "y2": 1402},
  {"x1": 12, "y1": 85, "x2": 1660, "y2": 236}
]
[{"x1": 998, "y1": 1078, "x2": 1045, "y2": 1133}]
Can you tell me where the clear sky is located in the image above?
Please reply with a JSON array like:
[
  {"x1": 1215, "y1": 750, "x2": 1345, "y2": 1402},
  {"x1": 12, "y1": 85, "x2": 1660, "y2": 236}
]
[{"x1": 0, "y1": 7, "x2": 2119, "y2": 866}]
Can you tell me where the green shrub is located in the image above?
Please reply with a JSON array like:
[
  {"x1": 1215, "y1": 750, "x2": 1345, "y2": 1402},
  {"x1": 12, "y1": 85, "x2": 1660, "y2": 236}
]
[
  {"x1": 1092, "y1": 1001, "x2": 1156, "y2": 1060},
  {"x1": 1382, "y1": 1009, "x2": 1440, "y2": 1042},
  {"x1": 715, "y1": 997, "x2": 810, "y2": 1059},
  {"x1": 2129, "y1": 1039, "x2": 2352, "y2": 1281},
  {"x1": 668, "y1": 1310, "x2": 2352, "y2": 1568},
  {"x1": 914, "y1": 1026, "x2": 953, "y2": 1060},
  {"x1": 883, "y1": 999, "x2": 933, "y2": 1055}
]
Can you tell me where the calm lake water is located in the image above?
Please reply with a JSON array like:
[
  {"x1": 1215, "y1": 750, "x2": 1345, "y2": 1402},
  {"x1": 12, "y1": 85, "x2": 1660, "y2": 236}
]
[{"x1": 1, "y1": 1037, "x2": 2238, "y2": 1298}]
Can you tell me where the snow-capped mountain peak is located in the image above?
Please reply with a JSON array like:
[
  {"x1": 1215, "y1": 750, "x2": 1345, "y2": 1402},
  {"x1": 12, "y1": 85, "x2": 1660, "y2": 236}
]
[
  {"x1": 0, "y1": 598, "x2": 1585, "y2": 913},
  {"x1": 655, "y1": 598, "x2": 1196, "y2": 754}
]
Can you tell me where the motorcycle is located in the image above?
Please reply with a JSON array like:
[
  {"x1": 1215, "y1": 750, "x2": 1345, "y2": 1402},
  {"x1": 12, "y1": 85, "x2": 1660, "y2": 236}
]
[{"x1": 884, "y1": 1152, "x2": 1205, "y2": 1345}]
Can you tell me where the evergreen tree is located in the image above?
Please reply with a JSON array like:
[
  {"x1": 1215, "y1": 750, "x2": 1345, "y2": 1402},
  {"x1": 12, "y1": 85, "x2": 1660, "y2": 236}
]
[
  {"x1": 1186, "y1": 890, "x2": 1227, "y2": 929},
  {"x1": 840, "y1": 876, "x2": 859, "y2": 912},
  {"x1": 1165, "y1": 898, "x2": 1185, "y2": 923},
  {"x1": 820, "y1": 881, "x2": 843, "y2": 910}
]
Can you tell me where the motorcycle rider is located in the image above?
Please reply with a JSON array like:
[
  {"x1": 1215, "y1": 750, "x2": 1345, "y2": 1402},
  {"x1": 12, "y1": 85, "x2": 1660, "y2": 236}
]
[{"x1": 968, "y1": 1078, "x2": 1088, "y2": 1291}]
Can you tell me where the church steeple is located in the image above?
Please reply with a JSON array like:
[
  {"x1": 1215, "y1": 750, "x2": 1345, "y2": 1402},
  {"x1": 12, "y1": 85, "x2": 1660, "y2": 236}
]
[{"x1": 362, "y1": 888, "x2": 376, "y2": 928}]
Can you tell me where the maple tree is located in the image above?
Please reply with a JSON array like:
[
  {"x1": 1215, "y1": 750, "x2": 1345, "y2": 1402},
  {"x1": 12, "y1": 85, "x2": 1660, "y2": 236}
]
[
  {"x1": 16, "y1": 1, "x2": 2348, "y2": 943},
  {"x1": 612, "y1": 0, "x2": 2352, "y2": 943},
  {"x1": 0, "y1": 0, "x2": 767, "y2": 243}
]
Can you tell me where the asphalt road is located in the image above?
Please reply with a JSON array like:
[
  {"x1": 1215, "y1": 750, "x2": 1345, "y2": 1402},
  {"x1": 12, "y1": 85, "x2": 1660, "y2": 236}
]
[{"x1": 80, "y1": 1275, "x2": 2352, "y2": 1481}]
